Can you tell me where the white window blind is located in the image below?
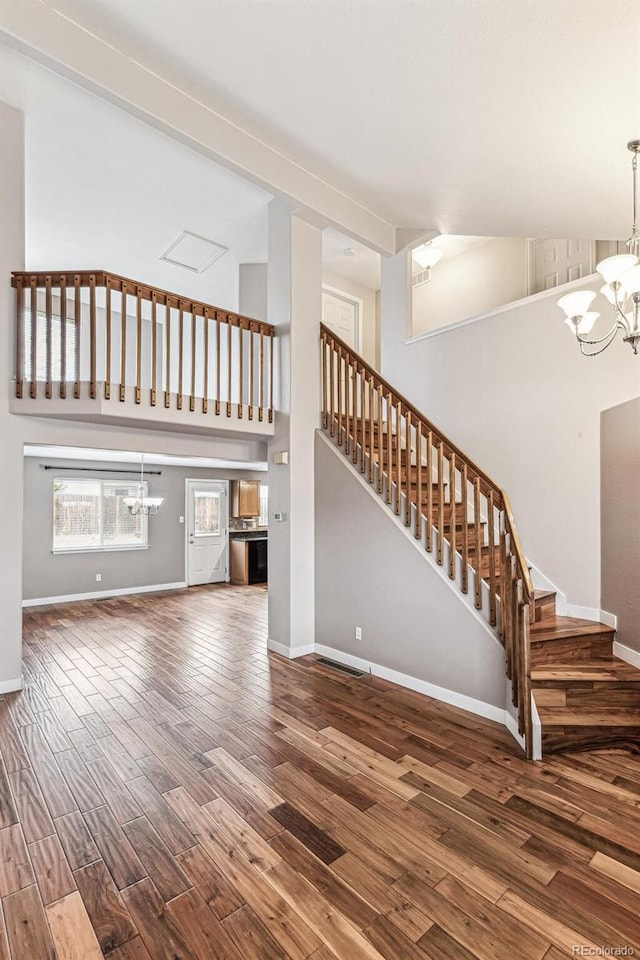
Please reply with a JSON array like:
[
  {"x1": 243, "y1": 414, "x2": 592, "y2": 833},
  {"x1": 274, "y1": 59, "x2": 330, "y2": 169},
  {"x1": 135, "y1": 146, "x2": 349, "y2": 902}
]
[
  {"x1": 23, "y1": 311, "x2": 76, "y2": 382},
  {"x1": 53, "y1": 479, "x2": 148, "y2": 553}
]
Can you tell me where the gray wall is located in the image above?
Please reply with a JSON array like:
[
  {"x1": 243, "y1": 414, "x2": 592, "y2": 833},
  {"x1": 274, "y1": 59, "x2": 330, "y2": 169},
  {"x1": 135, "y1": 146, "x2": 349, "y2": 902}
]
[
  {"x1": 601, "y1": 397, "x2": 640, "y2": 654},
  {"x1": 314, "y1": 432, "x2": 506, "y2": 710},
  {"x1": 23, "y1": 457, "x2": 264, "y2": 601}
]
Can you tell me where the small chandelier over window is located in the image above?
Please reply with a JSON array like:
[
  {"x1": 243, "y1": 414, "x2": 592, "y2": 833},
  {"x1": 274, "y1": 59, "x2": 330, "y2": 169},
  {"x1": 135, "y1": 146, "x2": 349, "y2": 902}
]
[
  {"x1": 123, "y1": 454, "x2": 163, "y2": 516},
  {"x1": 557, "y1": 139, "x2": 640, "y2": 356}
]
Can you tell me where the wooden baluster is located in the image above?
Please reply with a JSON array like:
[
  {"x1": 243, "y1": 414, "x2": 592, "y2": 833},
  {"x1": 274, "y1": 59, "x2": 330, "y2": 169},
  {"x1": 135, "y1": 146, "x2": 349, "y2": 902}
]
[
  {"x1": 448, "y1": 453, "x2": 456, "y2": 578},
  {"x1": 89, "y1": 274, "x2": 97, "y2": 399},
  {"x1": 395, "y1": 401, "x2": 402, "y2": 515},
  {"x1": 269, "y1": 331, "x2": 274, "y2": 423},
  {"x1": 74, "y1": 274, "x2": 81, "y2": 400},
  {"x1": 460, "y1": 463, "x2": 469, "y2": 593},
  {"x1": 474, "y1": 478, "x2": 483, "y2": 609},
  {"x1": 150, "y1": 292, "x2": 157, "y2": 406},
  {"x1": 488, "y1": 490, "x2": 497, "y2": 625},
  {"x1": 368, "y1": 376, "x2": 375, "y2": 484},
  {"x1": 258, "y1": 327, "x2": 264, "y2": 422},
  {"x1": 59, "y1": 276, "x2": 67, "y2": 399},
  {"x1": 352, "y1": 363, "x2": 358, "y2": 464},
  {"x1": 177, "y1": 304, "x2": 184, "y2": 410},
  {"x1": 216, "y1": 313, "x2": 222, "y2": 416},
  {"x1": 522, "y1": 594, "x2": 533, "y2": 758},
  {"x1": 135, "y1": 286, "x2": 142, "y2": 404},
  {"x1": 337, "y1": 346, "x2": 343, "y2": 445},
  {"x1": 203, "y1": 309, "x2": 209, "y2": 414},
  {"x1": 120, "y1": 282, "x2": 127, "y2": 402},
  {"x1": 45, "y1": 275, "x2": 52, "y2": 399},
  {"x1": 360, "y1": 366, "x2": 366, "y2": 472},
  {"x1": 227, "y1": 319, "x2": 233, "y2": 418},
  {"x1": 104, "y1": 277, "x2": 110, "y2": 399},
  {"x1": 190, "y1": 308, "x2": 196, "y2": 412},
  {"x1": 321, "y1": 332, "x2": 327, "y2": 429},
  {"x1": 376, "y1": 385, "x2": 383, "y2": 493},
  {"x1": 15, "y1": 275, "x2": 23, "y2": 398},
  {"x1": 425, "y1": 430, "x2": 433, "y2": 552},
  {"x1": 329, "y1": 337, "x2": 335, "y2": 437},
  {"x1": 248, "y1": 321, "x2": 254, "y2": 420},
  {"x1": 500, "y1": 520, "x2": 511, "y2": 671},
  {"x1": 164, "y1": 303, "x2": 171, "y2": 408},
  {"x1": 414, "y1": 422, "x2": 422, "y2": 539},
  {"x1": 511, "y1": 556, "x2": 520, "y2": 709},
  {"x1": 345, "y1": 361, "x2": 352, "y2": 455},
  {"x1": 29, "y1": 276, "x2": 37, "y2": 398},
  {"x1": 436, "y1": 441, "x2": 444, "y2": 564},
  {"x1": 405, "y1": 412, "x2": 412, "y2": 524},
  {"x1": 238, "y1": 319, "x2": 244, "y2": 418}
]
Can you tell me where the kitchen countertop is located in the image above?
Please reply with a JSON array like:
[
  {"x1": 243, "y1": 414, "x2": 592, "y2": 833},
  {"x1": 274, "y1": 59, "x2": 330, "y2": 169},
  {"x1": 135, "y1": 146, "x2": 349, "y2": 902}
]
[{"x1": 229, "y1": 530, "x2": 268, "y2": 541}]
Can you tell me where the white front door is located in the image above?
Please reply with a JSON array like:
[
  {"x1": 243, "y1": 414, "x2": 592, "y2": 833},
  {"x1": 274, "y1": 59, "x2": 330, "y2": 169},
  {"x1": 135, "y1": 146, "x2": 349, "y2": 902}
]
[
  {"x1": 186, "y1": 480, "x2": 228, "y2": 586},
  {"x1": 530, "y1": 239, "x2": 595, "y2": 294},
  {"x1": 322, "y1": 289, "x2": 359, "y2": 350}
]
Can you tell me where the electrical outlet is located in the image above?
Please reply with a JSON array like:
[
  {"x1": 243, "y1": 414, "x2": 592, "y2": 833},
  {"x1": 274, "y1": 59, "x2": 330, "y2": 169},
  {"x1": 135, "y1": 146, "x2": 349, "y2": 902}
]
[
  {"x1": 95, "y1": 573, "x2": 102, "y2": 582},
  {"x1": 355, "y1": 626, "x2": 362, "y2": 640}
]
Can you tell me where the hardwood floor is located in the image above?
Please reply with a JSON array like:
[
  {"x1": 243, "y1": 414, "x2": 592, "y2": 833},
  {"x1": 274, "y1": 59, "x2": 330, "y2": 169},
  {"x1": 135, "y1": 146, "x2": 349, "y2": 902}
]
[{"x1": 2, "y1": 585, "x2": 639, "y2": 959}]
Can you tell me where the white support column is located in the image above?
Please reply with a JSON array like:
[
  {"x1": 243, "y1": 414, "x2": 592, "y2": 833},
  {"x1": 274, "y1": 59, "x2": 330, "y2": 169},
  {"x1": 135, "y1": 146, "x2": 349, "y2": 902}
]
[
  {"x1": 0, "y1": 102, "x2": 25, "y2": 692},
  {"x1": 379, "y1": 247, "x2": 411, "y2": 377},
  {"x1": 267, "y1": 198, "x2": 321, "y2": 657}
]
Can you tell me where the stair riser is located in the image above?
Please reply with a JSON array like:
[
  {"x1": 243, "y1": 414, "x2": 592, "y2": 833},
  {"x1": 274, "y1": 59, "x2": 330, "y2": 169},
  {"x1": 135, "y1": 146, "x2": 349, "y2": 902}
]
[
  {"x1": 533, "y1": 683, "x2": 640, "y2": 708},
  {"x1": 531, "y1": 635, "x2": 614, "y2": 664},
  {"x1": 534, "y1": 596, "x2": 556, "y2": 622},
  {"x1": 541, "y1": 727, "x2": 640, "y2": 755}
]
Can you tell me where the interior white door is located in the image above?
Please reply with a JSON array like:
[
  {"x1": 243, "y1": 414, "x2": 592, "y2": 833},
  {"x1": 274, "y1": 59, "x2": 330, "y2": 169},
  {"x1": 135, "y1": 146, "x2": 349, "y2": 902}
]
[
  {"x1": 322, "y1": 289, "x2": 359, "y2": 349},
  {"x1": 530, "y1": 239, "x2": 595, "y2": 294},
  {"x1": 186, "y1": 480, "x2": 228, "y2": 586}
]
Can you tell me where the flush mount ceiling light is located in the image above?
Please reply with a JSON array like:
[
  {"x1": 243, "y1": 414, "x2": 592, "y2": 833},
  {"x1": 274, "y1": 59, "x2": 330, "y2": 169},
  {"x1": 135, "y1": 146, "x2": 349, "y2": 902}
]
[
  {"x1": 123, "y1": 454, "x2": 163, "y2": 516},
  {"x1": 557, "y1": 140, "x2": 640, "y2": 356},
  {"x1": 412, "y1": 241, "x2": 443, "y2": 284},
  {"x1": 160, "y1": 230, "x2": 228, "y2": 273}
]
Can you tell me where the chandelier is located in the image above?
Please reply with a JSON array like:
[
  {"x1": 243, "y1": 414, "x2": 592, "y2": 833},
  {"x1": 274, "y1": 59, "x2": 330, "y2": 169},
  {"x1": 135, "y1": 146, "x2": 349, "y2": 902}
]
[
  {"x1": 557, "y1": 139, "x2": 640, "y2": 356},
  {"x1": 413, "y1": 241, "x2": 443, "y2": 283},
  {"x1": 123, "y1": 454, "x2": 163, "y2": 516}
]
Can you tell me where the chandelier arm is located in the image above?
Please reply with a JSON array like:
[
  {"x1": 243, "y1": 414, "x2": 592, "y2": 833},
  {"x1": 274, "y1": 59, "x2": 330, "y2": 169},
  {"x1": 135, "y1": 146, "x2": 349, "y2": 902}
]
[
  {"x1": 577, "y1": 326, "x2": 620, "y2": 356},
  {"x1": 612, "y1": 289, "x2": 632, "y2": 330},
  {"x1": 575, "y1": 321, "x2": 622, "y2": 346}
]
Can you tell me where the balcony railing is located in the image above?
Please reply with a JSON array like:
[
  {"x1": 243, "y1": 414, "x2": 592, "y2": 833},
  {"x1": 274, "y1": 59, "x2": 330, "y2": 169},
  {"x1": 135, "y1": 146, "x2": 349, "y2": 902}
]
[{"x1": 11, "y1": 270, "x2": 275, "y2": 423}]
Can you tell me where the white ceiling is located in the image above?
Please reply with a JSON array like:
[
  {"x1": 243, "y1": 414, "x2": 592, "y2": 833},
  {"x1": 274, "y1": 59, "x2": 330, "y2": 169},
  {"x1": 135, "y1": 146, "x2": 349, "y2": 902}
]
[
  {"x1": 24, "y1": 445, "x2": 268, "y2": 471},
  {"x1": 322, "y1": 228, "x2": 381, "y2": 289},
  {"x1": 55, "y1": 0, "x2": 639, "y2": 241},
  {"x1": 0, "y1": 46, "x2": 271, "y2": 305}
]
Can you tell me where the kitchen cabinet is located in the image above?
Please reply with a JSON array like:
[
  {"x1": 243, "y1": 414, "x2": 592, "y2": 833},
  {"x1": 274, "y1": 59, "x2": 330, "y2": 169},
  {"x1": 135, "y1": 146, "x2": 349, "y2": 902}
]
[
  {"x1": 230, "y1": 536, "x2": 267, "y2": 585},
  {"x1": 231, "y1": 480, "x2": 260, "y2": 518}
]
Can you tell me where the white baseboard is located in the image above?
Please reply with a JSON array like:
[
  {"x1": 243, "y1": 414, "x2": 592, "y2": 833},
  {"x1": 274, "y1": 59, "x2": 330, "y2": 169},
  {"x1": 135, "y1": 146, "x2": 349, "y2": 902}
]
[
  {"x1": 23, "y1": 582, "x2": 187, "y2": 608},
  {"x1": 613, "y1": 641, "x2": 640, "y2": 669},
  {"x1": 314, "y1": 642, "x2": 506, "y2": 726},
  {"x1": 565, "y1": 604, "x2": 617, "y2": 628},
  {"x1": 267, "y1": 640, "x2": 315, "y2": 659},
  {"x1": 0, "y1": 677, "x2": 23, "y2": 694}
]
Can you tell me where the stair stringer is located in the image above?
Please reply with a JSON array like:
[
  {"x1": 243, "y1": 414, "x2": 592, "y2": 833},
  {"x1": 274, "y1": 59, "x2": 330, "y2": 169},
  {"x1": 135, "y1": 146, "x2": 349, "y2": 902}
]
[{"x1": 315, "y1": 430, "x2": 529, "y2": 747}]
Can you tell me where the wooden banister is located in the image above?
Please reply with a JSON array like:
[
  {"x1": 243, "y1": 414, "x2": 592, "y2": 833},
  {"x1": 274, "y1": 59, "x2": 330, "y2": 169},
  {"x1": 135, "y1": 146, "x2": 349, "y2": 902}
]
[
  {"x1": 320, "y1": 323, "x2": 535, "y2": 759},
  {"x1": 11, "y1": 269, "x2": 275, "y2": 424}
]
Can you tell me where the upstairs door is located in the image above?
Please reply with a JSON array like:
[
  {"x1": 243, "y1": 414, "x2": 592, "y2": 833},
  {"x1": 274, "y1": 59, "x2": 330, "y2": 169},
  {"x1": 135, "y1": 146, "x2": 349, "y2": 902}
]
[
  {"x1": 322, "y1": 288, "x2": 360, "y2": 350},
  {"x1": 529, "y1": 239, "x2": 596, "y2": 294},
  {"x1": 186, "y1": 480, "x2": 229, "y2": 586}
]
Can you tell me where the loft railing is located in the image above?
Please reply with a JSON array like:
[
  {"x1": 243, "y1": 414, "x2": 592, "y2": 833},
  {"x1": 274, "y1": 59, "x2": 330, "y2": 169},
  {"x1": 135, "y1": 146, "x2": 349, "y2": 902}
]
[
  {"x1": 321, "y1": 323, "x2": 535, "y2": 759},
  {"x1": 11, "y1": 270, "x2": 275, "y2": 422}
]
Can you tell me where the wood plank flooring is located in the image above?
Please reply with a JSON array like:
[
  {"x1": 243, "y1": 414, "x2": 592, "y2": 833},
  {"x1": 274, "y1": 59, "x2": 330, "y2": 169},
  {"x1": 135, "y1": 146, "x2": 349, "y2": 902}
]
[{"x1": 2, "y1": 584, "x2": 639, "y2": 959}]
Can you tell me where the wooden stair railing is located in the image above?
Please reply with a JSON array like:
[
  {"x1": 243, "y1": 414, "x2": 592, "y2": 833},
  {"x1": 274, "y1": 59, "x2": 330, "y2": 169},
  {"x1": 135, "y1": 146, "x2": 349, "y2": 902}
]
[
  {"x1": 11, "y1": 270, "x2": 275, "y2": 422},
  {"x1": 321, "y1": 323, "x2": 535, "y2": 758}
]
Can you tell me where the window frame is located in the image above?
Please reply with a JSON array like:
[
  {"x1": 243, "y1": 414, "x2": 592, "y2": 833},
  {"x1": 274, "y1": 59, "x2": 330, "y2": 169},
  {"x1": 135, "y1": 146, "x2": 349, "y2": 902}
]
[{"x1": 52, "y1": 477, "x2": 150, "y2": 555}]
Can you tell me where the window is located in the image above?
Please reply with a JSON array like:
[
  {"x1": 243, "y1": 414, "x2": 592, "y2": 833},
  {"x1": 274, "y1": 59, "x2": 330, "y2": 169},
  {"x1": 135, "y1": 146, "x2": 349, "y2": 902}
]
[
  {"x1": 53, "y1": 479, "x2": 148, "y2": 553},
  {"x1": 193, "y1": 490, "x2": 221, "y2": 537},
  {"x1": 259, "y1": 484, "x2": 268, "y2": 526},
  {"x1": 23, "y1": 311, "x2": 77, "y2": 382}
]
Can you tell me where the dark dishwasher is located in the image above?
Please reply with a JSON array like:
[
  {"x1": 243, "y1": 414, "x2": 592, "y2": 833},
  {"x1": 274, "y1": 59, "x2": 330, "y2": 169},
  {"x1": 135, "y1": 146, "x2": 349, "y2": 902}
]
[{"x1": 248, "y1": 538, "x2": 268, "y2": 584}]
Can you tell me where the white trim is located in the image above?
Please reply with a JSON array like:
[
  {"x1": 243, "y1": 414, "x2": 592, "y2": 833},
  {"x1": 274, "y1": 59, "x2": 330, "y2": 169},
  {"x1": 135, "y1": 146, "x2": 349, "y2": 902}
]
[
  {"x1": 185, "y1": 478, "x2": 230, "y2": 587},
  {"x1": 530, "y1": 693, "x2": 543, "y2": 761},
  {"x1": 613, "y1": 641, "x2": 640, "y2": 669},
  {"x1": 0, "y1": 677, "x2": 23, "y2": 694},
  {"x1": 565, "y1": 605, "x2": 617, "y2": 628},
  {"x1": 322, "y1": 284, "x2": 364, "y2": 353},
  {"x1": 267, "y1": 640, "x2": 315, "y2": 659},
  {"x1": 314, "y1": 643, "x2": 506, "y2": 725},
  {"x1": 404, "y1": 273, "x2": 601, "y2": 345},
  {"x1": 23, "y1": 581, "x2": 187, "y2": 607}
]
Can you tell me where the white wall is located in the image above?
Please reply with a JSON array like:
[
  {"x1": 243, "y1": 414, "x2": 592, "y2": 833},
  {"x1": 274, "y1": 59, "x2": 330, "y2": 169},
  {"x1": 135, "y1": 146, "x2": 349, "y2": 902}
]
[
  {"x1": 381, "y1": 278, "x2": 640, "y2": 611},
  {"x1": 412, "y1": 237, "x2": 528, "y2": 336},
  {"x1": 322, "y1": 268, "x2": 379, "y2": 368}
]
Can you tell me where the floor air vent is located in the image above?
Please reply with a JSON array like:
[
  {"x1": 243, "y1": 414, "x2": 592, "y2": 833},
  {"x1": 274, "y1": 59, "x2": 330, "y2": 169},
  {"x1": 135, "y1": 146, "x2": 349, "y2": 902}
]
[{"x1": 316, "y1": 657, "x2": 364, "y2": 678}]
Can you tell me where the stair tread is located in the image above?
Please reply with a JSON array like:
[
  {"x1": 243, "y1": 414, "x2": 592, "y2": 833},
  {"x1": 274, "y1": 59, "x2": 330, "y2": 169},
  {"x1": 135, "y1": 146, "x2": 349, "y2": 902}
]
[
  {"x1": 530, "y1": 616, "x2": 615, "y2": 643},
  {"x1": 532, "y1": 658, "x2": 640, "y2": 682},
  {"x1": 534, "y1": 589, "x2": 556, "y2": 601},
  {"x1": 536, "y1": 705, "x2": 640, "y2": 726}
]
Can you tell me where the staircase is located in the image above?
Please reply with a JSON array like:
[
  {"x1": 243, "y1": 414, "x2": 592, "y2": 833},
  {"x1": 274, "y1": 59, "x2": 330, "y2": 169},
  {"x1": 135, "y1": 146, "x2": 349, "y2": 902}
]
[
  {"x1": 531, "y1": 590, "x2": 640, "y2": 754},
  {"x1": 320, "y1": 324, "x2": 640, "y2": 760}
]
